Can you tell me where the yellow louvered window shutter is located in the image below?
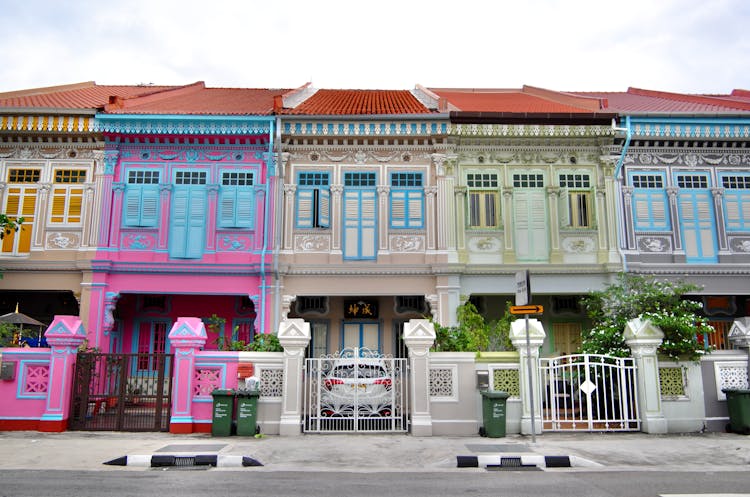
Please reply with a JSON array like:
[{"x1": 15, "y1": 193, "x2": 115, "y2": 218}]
[{"x1": 50, "y1": 169, "x2": 86, "y2": 224}]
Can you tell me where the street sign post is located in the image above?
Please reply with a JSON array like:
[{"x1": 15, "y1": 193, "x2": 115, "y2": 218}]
[
  {"x1": 515, "y1": 270, "x2": 530, "y2": 306},
  {"x1": 509, "y1": 305, "x2": 543, "y2": 315}
]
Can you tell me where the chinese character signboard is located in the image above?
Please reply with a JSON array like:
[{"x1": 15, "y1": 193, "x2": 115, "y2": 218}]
[{"x1": 344, "y1": 300, "x2": 378, "y2": 319}]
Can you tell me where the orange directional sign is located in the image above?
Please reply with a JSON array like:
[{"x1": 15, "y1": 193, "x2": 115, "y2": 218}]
[{"x1": 509, "y1": 304, "x2": 543, "y2": 315}]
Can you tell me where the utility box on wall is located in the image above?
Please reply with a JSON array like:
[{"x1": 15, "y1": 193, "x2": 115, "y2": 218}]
[
  {"x1": 476, "y1": 370, "x2": 489, "y2": 390},
  {"x1": 0, "y1": 361, "x2": 16, "y2": 381}
]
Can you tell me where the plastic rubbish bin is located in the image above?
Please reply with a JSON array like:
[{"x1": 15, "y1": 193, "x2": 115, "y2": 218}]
[
  {"x1": 723, "y1": 389, "x2": 750, "y2": 435},
  {"x1": 211, "y1": 389, "x2": 235, "y2": 437},
  {"x1": 235, "y1": 389, "x2": 260, "y2": 436},
  {"x1": 481, "y1": 390, "x2": 509, "y2": 438}
]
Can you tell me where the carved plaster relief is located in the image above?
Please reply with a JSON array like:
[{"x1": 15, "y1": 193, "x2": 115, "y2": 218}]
[
  {"x1": 637, "y1": 236, "x2": 671, "y2": 253},
  {"x1": 729, "y1": 238, "x2": 750, "y2": 253},
  {"x1": 390, "y1": 235, "x2": 424, "y2": 252},
  {"x1": 467, "y1": 236, "x2": 502, "y2": 252},
  {"x1": 561, "y1": 236, "x2": 596, "y2": 253},
  {"x1": 294, "y1": 234, "x2": 331, "y2": 252},
  {"x1": 121, "y1": 233, "x2": 156, "y2": 250},
  {"x1": 46, "y1": 232, "x2": 81, "y2": 249}
]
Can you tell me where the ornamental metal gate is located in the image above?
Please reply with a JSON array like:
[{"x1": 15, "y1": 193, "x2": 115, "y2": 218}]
[
  {"x1": 69, "y1": 352, "x2": 174, "y2": 432},
  {"x1": 303, "y1": 348, "x2": 409, "y2": 433},
  {"x1": 540, "y1": 354, "x2": 640, "y2": 432}
]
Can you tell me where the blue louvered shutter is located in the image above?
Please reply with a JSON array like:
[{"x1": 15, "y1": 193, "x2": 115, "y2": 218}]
[
  {"x1": 318, "y1": 188, "x2": 330, "y2": 228},
  {"x1": 140, "y1": 185, "x2": 159, "y2": 227},
  {"x1": 169, "y1": 187, "x2": 206, "y2": 259},
  {"x1": 169, "y1": 189, "x2": 189, "y2": 258},
  {"x1": 296, "y1": 189, "x2": 314, "y2": 228},
  {"x1": 124, "y1": 187, "x2": 142, "y2": 227},
  {"x1": 219, "y1": 187, "x2": 254, "y2": 228}
]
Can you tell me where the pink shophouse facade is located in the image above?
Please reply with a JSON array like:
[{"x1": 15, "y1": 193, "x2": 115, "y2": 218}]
[{"x1": 88, "y1": 85, "x2": 281, "y2": 358}]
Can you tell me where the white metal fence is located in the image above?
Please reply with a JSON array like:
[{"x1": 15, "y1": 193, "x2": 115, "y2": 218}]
[
  {"x1": 540, "y1": 354, "x2": 640, "y2": 432},
  {"x1": 303, "y1": 348, "x2": 409, "y2": 433}
]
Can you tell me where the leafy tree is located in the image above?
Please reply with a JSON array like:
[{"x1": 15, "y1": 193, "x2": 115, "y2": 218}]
[
  {"x1": 432, "y1": 300, "x2": 515, "y2": 352},
  {"x1": 580, "y1": 274, "x2": 713, "y2": 360},
  {"x1": 0, "y1": 323, "x2": 19, "y2": 347},
  {"x1": 0, "y1": 214, "x2": 23, "y2": 239}
]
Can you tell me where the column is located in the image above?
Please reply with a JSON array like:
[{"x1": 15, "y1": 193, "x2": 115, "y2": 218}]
[
  {"x1": 330, "y1": 185, "x2": 343, "y2": 253},
  {"x1": 595, "y1": 187, "x2": 609, "y2": 263},
  {"x1": 40, "y1": 316, "x2": 87, "y2": 432},
  {"x1": 546, "y1": 186, "x2": 562, "y2": 263},
  {"x1": 434, "y1": 154, "x2": 456, "y2": 255},
  {"x1": 666, "y1": 187, "x2": 682, "y2": 252},
  {"x1": 454, "y1": 186, "x2": 467, "y2": 253},
  {"x1": 33, "y1": 183, "x2": 51, "y2": 249},
  {"x1": 509, "y1": 318, "x2": 545, "y2": 435},
  {"x1": 621, "y1": 186, "x2": 636, "y2": 250},
  {"x1": 278, "y1": 318, "x2": 311, "y2": 436},
  {"x1": 377, "y1": 185, "x2": 390, "y2": 252},
  {"x1": 502, "y1": 187, "x2": 516, "y2": 263},
  {"x1": 424, "y1": 186, "x2": 438, "y2": 251},
  {"x1": 206, "y1": 184, "x2": 219, "y2": 251},
  {"x1": 403, "y1": 319, "x2": 436, "y2": 436},
  {"x1": 80, "y1": 184, "x2": 96, "y2": 248},
  {"x1": 168, "y1": 317, "x2": 208, "y2": 434},
  {"x1": 109, "y1": 183, "x2": 125, "y2": 249},
  {"x1": 282, "y1": 184, "x2": 296, "y2": 251},
  {"x1": 711, "y1": 187, "x2": 729, "y2": 253},
  {"x1": 96, "y1": 149, "x2": 118, "y2": 247},
  {"x1": 624, "y1": 317, "x2": 668, "y2": 434},
  {"x1": 157, "y1": 184, "x2": 172, "y2": 249}
]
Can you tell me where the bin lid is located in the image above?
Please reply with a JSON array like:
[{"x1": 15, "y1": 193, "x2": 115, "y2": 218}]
[
  {"x1": 235, "y1": 389, "x2": 260, "y2": 397},
  {"x1": 211, "y1": 389, "x2": 234, "y2": 396},
  {"x1": 481, "y1": 391, "x2": 510, "y2": 399}
]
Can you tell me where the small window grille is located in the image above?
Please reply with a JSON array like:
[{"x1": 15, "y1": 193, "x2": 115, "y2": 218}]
[
  {"x1": 513, "y1": 173, "x2": 544, "y2": 188},
  {"x1": 632, "y1": 174, "x2": 664, "y2": 188}
]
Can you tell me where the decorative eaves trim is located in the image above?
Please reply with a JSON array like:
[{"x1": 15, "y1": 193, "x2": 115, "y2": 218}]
[
  {"x1": 449, "y1": 123, "x2": 614, "y2": 137},
  {"x1": 628, "y1": 118, "x2": 750, "y2": 139},
  {"x1": 282, "y1": 120, "x2": 447, "y2": 136},
  {"x1": 95, "y1": 114, "x2": 273, "y2": 135},
  {"x1": 0, "y1": 115, "x2": 95, "y2": 133}
]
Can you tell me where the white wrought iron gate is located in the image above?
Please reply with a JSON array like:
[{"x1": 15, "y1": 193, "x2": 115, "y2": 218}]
[
  {"x1": 540, "y1": 354, "x2": 640, "y2": 431},
  {"x1": 303, "y1": 348, "x2": 409, "y2": 433}
]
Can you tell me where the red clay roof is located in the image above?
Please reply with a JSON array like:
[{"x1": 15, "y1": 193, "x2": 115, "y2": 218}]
[
  {"x1": 285, "y1": 89, "x2": 432, "y2": 115},
  {"x1": 104, "y1": 82, "x2": 291, "y2": 115},
  {"x1": 429, "y1": 86, "x2": 605, "y2": 113},
  {"x1": 572, "y1": 88, "x2": 750, "y2": 114},
  {"x1": 0, "y1": 82, "x2": 177, "y2": 110}
]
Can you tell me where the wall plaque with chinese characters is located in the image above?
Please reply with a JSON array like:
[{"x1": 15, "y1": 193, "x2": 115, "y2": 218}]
[{"x1": 344, "y1": 300, "x2": 378, "y2": 319}]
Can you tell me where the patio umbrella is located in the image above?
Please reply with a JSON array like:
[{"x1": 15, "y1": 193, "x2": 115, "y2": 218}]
[{"x1": 0, "y1": 304, "x2": 46, "y2": 346}]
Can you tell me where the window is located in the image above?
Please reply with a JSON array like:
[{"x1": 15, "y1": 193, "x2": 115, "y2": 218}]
[
  {"x1": 390, "y1": 172, "x2": 424, "y2": 229},
  {"x1": 169, "y1": 171, "x2": 207, "y2": 259},
  {"x1": 630, "y1": 172, "x2": 669, "y2": 231},
  {"x1": 559, "y1": 174, "x2": 593, "y2": 228},
  {"x1": 677, "y1": 175, "x2": 708, "y2": 189},
  {"x1": 2, "y1": 168, "x2": 39, "y2": 254},
  {"x1": 50, "y1": 169, "x2": 86, "y2": 224},
  {"x1": 124, "y1": 170, "x2": 160, "y2": 227},
  {"x1": 310, "y1": 321, "x2": 329, "y2": 358},
  {"x1": 296, "y1": 172, "x2": 330, "y2": 228},
  {"x1": 296, "y1": 296, "x2": 328, "y2": 315},
  {"x1": 137, "y1": 321, "x2": 168, "y2": 371},
  {"x1": 218, "y1": 171, "x2": 255, "y2": 228},
  {"x1": 467, "y1": 173, "x2": 499, "y2": 228},
  {"x1": 721, "y1": 174, "x2": 750, "y2": 231},
  {"x1": 513, "y1": 174, "x2": 544, "y2": 188},
  {"x1": 343, "y1": 172, "x2": 377, "y2": 260}
]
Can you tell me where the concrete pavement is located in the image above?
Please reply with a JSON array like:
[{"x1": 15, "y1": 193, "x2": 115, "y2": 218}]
[{"x1": 0, "y1": 431, "x2": 748, "y2": 472}]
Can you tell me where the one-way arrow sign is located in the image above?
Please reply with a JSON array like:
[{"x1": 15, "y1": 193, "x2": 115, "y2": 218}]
[{"x1": 509, "y1": 304, "x2": 543, "y2": 315}]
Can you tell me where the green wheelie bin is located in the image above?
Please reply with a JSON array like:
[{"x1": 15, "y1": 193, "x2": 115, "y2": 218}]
[
  {"x1": 235, "y1": 389, "x2": 260, "y2": 436},
  {"x1": 723, "y1": 389, "x2": 750, "y2": 435},
  {"x1": 481, "y1": 391, "x2": 509, "y2": 438},
  {"x1": 211, "y1": 389, "x2": 235, "y2": 436}
]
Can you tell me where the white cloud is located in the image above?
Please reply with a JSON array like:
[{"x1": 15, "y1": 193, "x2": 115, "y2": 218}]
[{"x1": 1, "y1": 0, "x2": 748, "y2": 93}]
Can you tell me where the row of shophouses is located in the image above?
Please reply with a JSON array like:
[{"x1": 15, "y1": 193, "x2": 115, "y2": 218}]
[{"x1": 1, "y1": 81, "x2": 750, "y2": 361}]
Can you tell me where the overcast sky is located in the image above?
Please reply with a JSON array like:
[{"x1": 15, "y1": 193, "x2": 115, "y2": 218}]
[{"x1": 1, "y1": 0, "x2": 748, "y2": 94}]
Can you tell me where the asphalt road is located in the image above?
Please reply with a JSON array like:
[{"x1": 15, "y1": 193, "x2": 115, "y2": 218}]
[{"x1": 2, "y1": 469, "x2": 749, "y2": 497}]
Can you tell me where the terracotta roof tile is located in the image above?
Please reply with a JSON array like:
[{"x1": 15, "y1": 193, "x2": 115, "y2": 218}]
[
  {"x1": 286, "y1": 89, "x2": 432, "y2": 115},
  {"x1": 105, "y1": 85, "x2": 291, "y2": 115},
  {"x1": 429, "y1": 87, "x2": 601, "y2": 113},
  {"x1": 572, "y1": 88, "x2": 750, "y2": 114},
  {"x1": 0, "y1": 82, "x2": 177, "y2": 110}
]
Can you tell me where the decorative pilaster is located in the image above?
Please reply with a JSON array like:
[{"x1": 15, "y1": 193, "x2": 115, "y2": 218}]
[
  {"x1": 621, "y1": 186, "x2": 636, "y2": 250},
  {"x1": 403, "y1": 319, "x2": 436, "y2": 436},
  {"x1": 206, "y1": 184, "x2": 220, "y2": 251},
  {"x1": 40, "y1": 316, "x2": 87, "y2": 432},
  {"x1": 424, "y1": 186, "x2": 438, "y2": 251},
  {"x1": 509, "y1": 318, "x2": 545, "y2": 435},
  {"x1": 546, "y1": 186, "x2": 562, "y2": 263},
  {"x1": 434, "y1": 154, "x2": 456, "y2": 255},
  {"x1": 454, "y1": 186, "x2": 467, "y2": 252},
  {"x1": 377, "y1": 185, "x2": 390, "y2": 252},
  {"x1": 168, "y1": 317, "x2": 208, "y2": 434},
  {"x1": 283, "y1": 184, "x2": 296, "y2": 251},
  {"x1": 278, "y1": 319, "x2": 311, "y2": 436},
  {"x1": 33, "y1": 184, "x2": 51, "y2": 249},
  {"x1": 109, "y1": 182, "x2": 125, "y2": 249},
  {"x1": 330, "y1": 185, "x2": 343, "y2": 253},
  {"x1": 711, "y1": 187, "x2": 729, "y2": 253},
  {"x1": 624, "y1": 317, "x2": 667, "y2": 434},
  {"x1": 502, "y1": 187, "x2": 516, "y2": 263},
  {"x1": 666, "y1": 187, "x2": 682, "y2": 251}
]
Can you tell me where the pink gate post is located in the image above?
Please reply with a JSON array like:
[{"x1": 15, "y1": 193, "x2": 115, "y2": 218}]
[
  {"x1": 40, "y1": 316, "x2": 87, "y2": 432},
  {"x1": 168, "y1": 317, "x2": 207, "y2": 434}
]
